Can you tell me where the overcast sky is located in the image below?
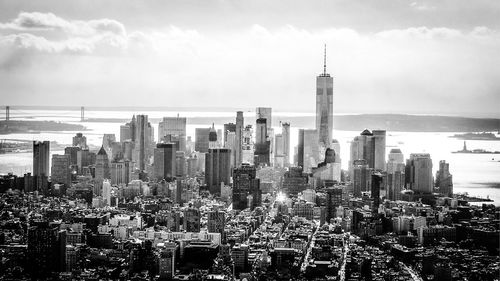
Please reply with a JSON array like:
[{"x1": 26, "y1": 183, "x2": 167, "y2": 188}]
[{"x1": 0, "y1": 0, "x2": 499, "y2": 117}]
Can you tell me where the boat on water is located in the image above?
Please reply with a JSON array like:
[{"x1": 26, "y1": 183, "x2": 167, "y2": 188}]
[{"x1": 452, "y1": 141, "x2": 500, "y2": 154}]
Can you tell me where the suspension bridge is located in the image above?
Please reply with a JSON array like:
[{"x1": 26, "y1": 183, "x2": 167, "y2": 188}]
[{"x1": 1, "y1": 106, "x2": 86, "y2": 122}]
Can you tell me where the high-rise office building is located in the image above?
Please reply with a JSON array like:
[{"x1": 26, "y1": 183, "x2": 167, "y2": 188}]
[
  {"x1": 274, "y1": 133, "x2": 284, "y2": 167},
  {"x1": 110, "y1": 161, "x2": 131, "y2": 186},
  {"x1": 232, "y1": 164, "x2": 261, "y2": 210},
  {"x1": 225, "y1": 131, "x2": 236, "y2": 167},
  {"x1": 353, "y1": 159, "x2": 372, "y2": 197},
  {"x1": 176, "y1": 151, "x2": 186, "y2": 178},
  {"x1": 133, "y1": 115, "x2": 154, "y2": 171},
  {"x1": 207, "y1": 210, "x2": 226, "y2": 241},
  {"x1": 405, "y1": 153, "x2": 433, "y2": 194},
  {"x1": 223, "y1": 123, "x2": 236, "y2": 146},
  {"x1": 326, "y1": 187, "x2": 342, "y2": 223},
  {"x1": 256, "y1": 107, "x2": 272, "y2": 130},
  {"x1": 158, "y1": 116, "x2": 187, "y2": 151},
  {"x1": 27, "y1": 221, "x2": 66, "y2": 278},
  {"x1": 254, "y1": 118, "x2": 270, "y2": 166},
  {"x1": 371, "y1": 173, "x2": 383, "y2": 212},
  {"x1": 298, "y1": 129, "x2": 320, "y2": 172},
  {"x1": 387, "y1": 170, "x2": 404, "y2": 201},
  {"x1": 154, "y1": 143, "x2": 176, "y2": 182},
  {"x1": 77, "y1": 149, "x2": 96, "y2": 175},
  {"x1": 316, "y1": 46, "x2": 334, "y2": 149},
  {"x1": 372, "y1": 130, "x2": 386, "y2": 171},
  {"x1": 435, "y1": 160, "x2": 453, "y2": 197},
  {"x1": 282, "y1": 122, "x2": 290, "y2": 166},
  {"x1": 102, "y1": 134, "x2": 116, "y2": 156},
  {"x1": 349, "y1": 129, "x2": 386, "y2": 175},
  {"x1": 282, "y1": 167, "x2": 309, "y2": 195},
  {"x1": 209, "y1": 124, "x2": 218, "y2": 149},
  {"x1": 195, "y1": 127, "x2": 211, "y2": 153},
  {"x1": 235, "y1": 111, "x2": 244, "y2": 167},
  {"x1": 64, "y1": 146, "x2": 80, "y2": 167},
  {"x1": 386, "y1": 148, "x2": 405, "y2": 201},
  {"x1": 94, "y1": 146, "x2": 110, "y2": 193},
  {"x1": 51, "y1": 154, "x2": 71, "y2": 187},
  {"x1": 205, "y1": 148, "x2": 232, "y2": 195},
  {"x1": 102, "y1": 179, "x2": 111, "y2": 206},
  {"x1": 387, "y1": 148, "x2": 405, "y2": 173},
  {"x1": 158, "y1": 242, "x2": 178, "y2": 280},
  {"x1": 72, "y1": 133, "x2": 87, "y2": 149},
  {"x1": 33, "y1": 141, "x2": 50, "y2": 191},
  {"x1": 242, "y1": 125, "x2": 254, "y2": 164},
  {"x1": 183, "y1": 207, "x2": 201, "y2": 232}
]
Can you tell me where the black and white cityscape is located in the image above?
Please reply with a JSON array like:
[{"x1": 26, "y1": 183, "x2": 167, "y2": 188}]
[{"x1": 0, "y1": 1, "x2": 499, "y2": 280}]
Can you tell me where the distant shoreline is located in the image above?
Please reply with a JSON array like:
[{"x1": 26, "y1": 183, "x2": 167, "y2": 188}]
[{"x1": 1, "y1": 112, "x2": 499, "y2": 132}]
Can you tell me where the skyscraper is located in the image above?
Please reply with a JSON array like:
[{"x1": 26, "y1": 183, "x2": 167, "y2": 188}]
[
  {"x1": 33, "y1": 141, "x2": 50, "y2": 191},
  {"x1": 183, "y1": 207, "x2": 201, "y2": 232},
  {"x1": 242, "y1": 125, "x2": 254, "y2": 164},
  {"x1": 94, "y1": 146, "x2": 110, "y2": 194},
  {"x1": 133, "y1": 115, "x2": 154, "y2": 171},
  {"x1": 316, "y1": 45, "x2": 334, "y2": 149},
  {"x1": 435, "y1": 160, "x2": 453, "y2": 197},
  {"x1": 110, "y1": 161, "x2": 131, "y2": 186},
  {"x1": 256, "y1": 107, "x2": 272, "y2": 128},
  {"x1": 386, "y1": 148, "x2": 405, "y2": 201},
  {"x1": 27, "y1": 221, "x2": 66, "y2": 278},
  {"x1": 371, "y1": 173, "x2": 383, "y2": 212},
  {"x1": 158, "y1": 116, "x2": 187, "y2": 151},
  {"x1": 254, "y1": 118, "x2": 270, "y2": 166},
  {"x1": 298, "y1": 129, "x2": 320, "y2": 172},
  {"x1": 282, "y1": 122, "x2": 290, "y2": 166},
  {"x1": 387, "y1": 148, "x2": 405, "y2": 173},
  {"x1": 102, "y1": 179, "x2": 111, "y2": 206},
  {"x1": 406, "y1": 153, "x2": 433, "y2": 194},
  {"x1": 195, "y1": 127, "x2": 211, "y2": 153},
  {"x1": 232, "y1": 164, "x2": 261, "y2": 210},
  {"x1": 209, "y1": 123, "x2": 218, "y2": 149},
  {"x1": 154, "y1": 143, "x2": 177, "y2": 182},
  {"x1": 51, "y1": 154, "x2": 71, "y2": 187},
  {"x1": 223, "y1": 122, "x2": 236, "y2": 146},
  {"x1": 349, "y1": 129, "x2": 386, "y2": 175},
  {"x1": 372, "y1": 130, "x2": 386, "y2": 171},
  {"x1": 72, "y1": 133, "x2": 87, "y2": 149},
  {"x1": 235, "y1": 111, "x2": 244, "y2": 167},
  {"x1": 274, "y1": 133, "x2": 284, "y2": 167},
  {"x1": 326, "y1": 187, "x2": 342, "y2": 223},
  {"x1": 225, "y1": 131, "x2": 237, "y2": 168},
  {"x1": 353, "y1": 159, "x2": 372, "y2": 197},
  {"x1": 205, "y1": 148, "x2": 232, "y2": 195},
  {"x1": 282, "y1": 167, "x2": 309, "y2": 195},
  {"x1": 207, "y1": 210, "x2": 226, "y2": 241}
]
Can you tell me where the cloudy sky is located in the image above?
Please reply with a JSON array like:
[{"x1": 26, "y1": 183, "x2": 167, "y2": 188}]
[{"x1": 0, "y1": 0, "x2": 499, "y2": 117}]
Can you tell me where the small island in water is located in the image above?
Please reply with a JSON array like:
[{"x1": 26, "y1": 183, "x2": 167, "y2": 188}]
[
  {"x1": 450, "y1": 132, "x2": 499, "y2": 140},
  {"x1": 453, "y1": 141, "x2": 500, "y2": 154},
  {"x1": 0, "y1": 120, "x2": 86, "y2": 134}
]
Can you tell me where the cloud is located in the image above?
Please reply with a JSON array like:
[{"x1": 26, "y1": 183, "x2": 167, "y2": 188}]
[
  {"x1": 410, "y1": 2, "x2": 436, "y2": 11},
  {"x1": 0, "y1": 12, "x2": 149, "y2": 55}
]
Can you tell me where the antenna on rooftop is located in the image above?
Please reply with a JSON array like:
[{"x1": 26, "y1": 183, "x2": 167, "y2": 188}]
[{"x1": 323, "y1": 44, "x2": 327, "y2": 76}]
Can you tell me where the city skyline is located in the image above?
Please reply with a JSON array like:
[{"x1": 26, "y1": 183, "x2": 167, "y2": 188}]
[
  {"x1": 0, "y1": 2, "x2": 499, "y2": 280},
  {"x1": 0, "y1": 1, "x2": 499, "y2": 117}
]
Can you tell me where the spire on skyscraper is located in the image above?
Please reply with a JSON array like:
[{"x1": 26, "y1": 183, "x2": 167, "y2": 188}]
[{"x1": 323, "y1": 43, "x2": 327, "y2": 76}]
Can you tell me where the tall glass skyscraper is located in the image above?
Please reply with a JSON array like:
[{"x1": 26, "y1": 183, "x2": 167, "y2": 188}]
[{"x1": 316, "y1": 46, "x2": 334, "y2": 149}]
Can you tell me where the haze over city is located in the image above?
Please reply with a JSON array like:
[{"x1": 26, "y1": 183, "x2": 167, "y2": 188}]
[{"x1": 1, "y1": 0, "x2": 500, "y2": 116}]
